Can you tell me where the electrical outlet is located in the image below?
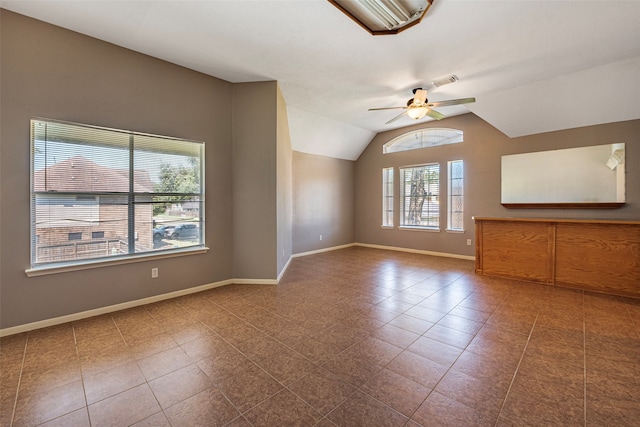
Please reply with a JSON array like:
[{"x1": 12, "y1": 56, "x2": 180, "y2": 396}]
[
  {"x1": 466, "y1": 239, "x2": 472, "y2": 246},
  {"x1": 320, "y1": 234, "x2": 323, "y2": 241},
  {"x1": 151, "y1": 267, "x2": 158, "y2": 278}
]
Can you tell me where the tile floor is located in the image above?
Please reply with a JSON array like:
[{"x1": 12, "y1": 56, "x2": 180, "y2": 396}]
[{"x1": 1, "y1": 247, "x2": 639, "y2": 426}]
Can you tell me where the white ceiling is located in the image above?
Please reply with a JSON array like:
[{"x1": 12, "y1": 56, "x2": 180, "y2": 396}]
[{"x1": 3, "y1": 1, "x2": 640, "y2": 160}]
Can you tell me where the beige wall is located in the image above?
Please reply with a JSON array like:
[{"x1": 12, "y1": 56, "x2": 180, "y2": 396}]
[
  {"x1": 293, "y1": 152, "x2": 355, "y2": 254},
  {"x1": 355, "y1": 113, "x2": 640, "y2": 257},
  {"x1": 0, "y1": 10, "x2": 236, "y2": 328}
]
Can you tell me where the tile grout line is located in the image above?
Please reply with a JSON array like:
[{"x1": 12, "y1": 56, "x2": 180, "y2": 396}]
[
  {"x1": 493, "y1": 311, "x2": 540, "y2": 427},
  {"x1": 71, "y1": 322, "x2": 91, "y2": 427},
  {"x1": 9, "y1": 335, "x2": 28, "y2": 427},
  {"x1": 582, "y1": 291, "x2": 587, "y2": 427}
]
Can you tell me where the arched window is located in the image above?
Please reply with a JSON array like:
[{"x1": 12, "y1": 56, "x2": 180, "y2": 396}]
[{"x1": 383, "y1": 128, "x2": 463, "y2": 154}]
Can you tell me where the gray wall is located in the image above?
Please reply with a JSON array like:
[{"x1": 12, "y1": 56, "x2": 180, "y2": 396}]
[
  {"x1": 293, "y1": 152, "x2": 355, "y2": 254},
  {"x1": 355, "y1": 113, "x2": 640, "y2": 257},
  {"x1": 231, "y1": 82, "x2": 278, "y2": 280}
]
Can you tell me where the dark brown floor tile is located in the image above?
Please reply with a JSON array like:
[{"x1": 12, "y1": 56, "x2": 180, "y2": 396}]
[
  {"x1": 361, "y1": 367, "x2": 431, "y2": 417},
  {"x1": 322, "y1": 351, "x2": 384, "y2": 388},
  {"x1": 371, "y1": 323, "x2": 420, "y2": 349},
  {"x1": 345, "y1": 336, "x2": 403, "y2": 366},
  {"x1": 244, "y1": 389, "x2": 321, "y2": 427},
  {"x1": 404, "y1": 305, "x2": 447, "y2": 323},
  {"x1": 216, "y1": 363, "x2": 283, "y2": 412},
  {"x1": 292, "y1": 337, "x2": 345, "y2": 365},
  {"x1": 387, "y1": 314, "x2": 434, "y2": 335},
  {"x1": 434, "y1": 368, "x2": 509, "y2": 420},
  {"x1": 585, "y1": 334, "x2": 640, "y2": 364},
  {"x1": 197, "y1": 349, "x2": 256, "y2": 385},
  {"x1": 436, "y1": 313, "x2": 484, "y2": 335},
  {"x1": 127, "y1": 331, "x2": 178, "y2": 360},
  {"x1": 407, "y1": 336, "x2": 462, "y2": 366},
  {"x1": 447, "y1": 305, "x2": 492, "y2": 323},
  {"x1": 148, "y1": 363, "x2": 213, "y2": 408},
  {"x1": 586, "y1": 397, "x2": 640, "y2": 427},
  {"x1": 386, "y1": 351, "x2": 448, "y2": 389},
  {"x1": 13, "y1": 380, "x2": 85, "y2": 427},
  {"x1": 83, "y1": 361, "x2": 145, "y2": 404},
  {"x1": 164, "y1": 387, "x2": 240, "y2": 427},
  {"x1": 72, "y1": 314, "x2": 118, "y2": 342},
  {"x1": 78, "y1": 342, "x2": 135, "y2": 378},
  {"x1": 179, "y1": 332, "x2": 234, "y2": 362},
  {"x1": 375, "y1": 297, "x2": 416, "y2": 313},
  {"x1": 22, "y1": 344, "x2": 78, "y2": 373},
  {"x1": 37, "y1": 408, "x2": 89, "y2": 427},
  {"x1": 254, "y1": 348, "x2": 316, "y2": 385},
  {"x1": 166, "y1": 321, "x2": 212, "y2": 345},
  {"x1": 19, "y1": 359, "x2": 82, "y2": 394},
  {"x1": 499, "y1": 383, "x2": 584, "y2": 426},
  {"x1": 288, "y1": 367, "x2": 357, "y2": 416},
  {"x1": 87, "y1": 383, "x2": 161, "y2": 426},
  {"x1": 26, "y1": 324, "x2": 75, "y2": 353},
  {"x1": 411, "y1": 391, "x2": 491, "y2": 427},
  {"x1": 453, "y1": 351, "x2": 517, "y2": 386},
  {"x1": 0, "y1": 333, "x2": 28, "y2": 361},
  {"x1": 423, "y1": 323, "x2": 475, "y2": 349},
  {"x1": 136, "y1": 345, "x2": 192, "y2": 380},
  {"x1": 327, "y1": 390, "x2": 408, "y2": 427},
  {"x1": 130, "y1": 411, "x2": 171, "y2": 427}
]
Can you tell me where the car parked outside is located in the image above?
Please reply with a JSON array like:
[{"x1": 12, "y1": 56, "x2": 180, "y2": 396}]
[
  {"x1": 153, "y1": 224, "x2": 175, "y2": 243},
  {"x1": 169, "y1": 223, "x2": 198, "y2": 239}
]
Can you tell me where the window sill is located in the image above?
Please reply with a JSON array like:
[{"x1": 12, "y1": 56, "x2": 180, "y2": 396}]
[
  {"x1": 445, "y1": 229, "x2": 465, "y2": 233},
  {"x1": 381, "y1": 225, "x2": 394, "y2": 229},
  {"x1": 398, "y1": 226, "x2": 440, "y2": 232},
  {"x1": 25, "y1": 246, "x2": 210, "y2": 277}
]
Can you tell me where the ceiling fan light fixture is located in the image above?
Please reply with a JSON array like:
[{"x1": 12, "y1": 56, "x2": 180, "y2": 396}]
[
  {"x1": 407, "y1": 105, "x2": 428, "y2": 120},
  {"x1": 329, "y1": 0, "x2": 434, "y2": 35}
]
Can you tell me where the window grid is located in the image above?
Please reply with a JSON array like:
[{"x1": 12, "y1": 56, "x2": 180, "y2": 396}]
[
  {"x1": 382, "y1": 167, "x2": 394, "y2": 227},
  {"x1": 448, "y1": 160, "x2": 464, "y2": 231},
  {"x1": 400, "y1": 163, "x2": 440, "y2": 229}
]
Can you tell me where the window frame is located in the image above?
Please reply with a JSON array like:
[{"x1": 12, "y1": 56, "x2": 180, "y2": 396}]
[{"x1": 29, "y1": 117, "x2": 207, "y2": 274}]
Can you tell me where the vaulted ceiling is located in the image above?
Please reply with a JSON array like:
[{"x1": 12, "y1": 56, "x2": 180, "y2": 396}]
[{"x1": 3, "y1": 1, "x2": 640, "y2": 160}]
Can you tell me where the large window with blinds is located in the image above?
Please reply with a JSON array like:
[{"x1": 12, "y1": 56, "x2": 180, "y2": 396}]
[
  {"x1": 399, "y1": 163, "x2": 440, "y2": 229},
  {"x1": 30, "y1": 118, "x2": 204, "y2": 268}
]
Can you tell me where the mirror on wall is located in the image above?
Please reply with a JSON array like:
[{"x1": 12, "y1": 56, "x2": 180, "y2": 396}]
[{"x1": 501, "y1": 143, "x2": 625, "y2": 208}]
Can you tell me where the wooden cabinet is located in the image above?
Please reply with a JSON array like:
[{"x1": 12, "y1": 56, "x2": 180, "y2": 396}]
[{"x1": 474, "y1": 217, "x2": 640, "y2": 298}]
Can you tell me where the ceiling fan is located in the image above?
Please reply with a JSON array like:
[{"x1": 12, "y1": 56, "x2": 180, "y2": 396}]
[{"x1": 369, "y1": 87, "x2": 476, "y2": 124}]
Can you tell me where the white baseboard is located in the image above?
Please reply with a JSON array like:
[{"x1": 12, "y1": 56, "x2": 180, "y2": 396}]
[
  {"x1": 292, "y1": 243, "x2": 356, "y2": 258},
  {"x1": 232, "y1": 278, "x2": 278, "y2": 285},
  {"x1": 0, "y1": 279, "x2": 232, "y2": 337},
  {"x1": 354, "y1": 242, "x2": 475, "y2": 261}
]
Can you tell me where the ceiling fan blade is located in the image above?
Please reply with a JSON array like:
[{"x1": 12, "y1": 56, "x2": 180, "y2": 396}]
[
  {"x1": 414, "y1": 89, "x2": 428, "y2": 104},
  {"x1": 427, "y1": 97, "x2": 476, "y2": 108},
  {"x1": 426, "y1": 109, "x2": 446, "y2": 120},
  {"x1": 368, "y1": 106, "x2": 407, "y2": 111},
  {"x1": 385, "y1": 111, "x2": 407, "y2": 124}
]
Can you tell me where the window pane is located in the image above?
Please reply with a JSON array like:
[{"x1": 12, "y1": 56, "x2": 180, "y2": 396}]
[
  {"x1": 448, "y1": 160, "x2": 464, "y2": 231},
  {"x1": 399, "y1": 164, "x2": 439, "y2": 228},
  {"x1": 382, "y1": 167, "x2": 393, "y2": 227},
  {"x1": 383, "y1": 128, "x2": 463, "y2": 154}
]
